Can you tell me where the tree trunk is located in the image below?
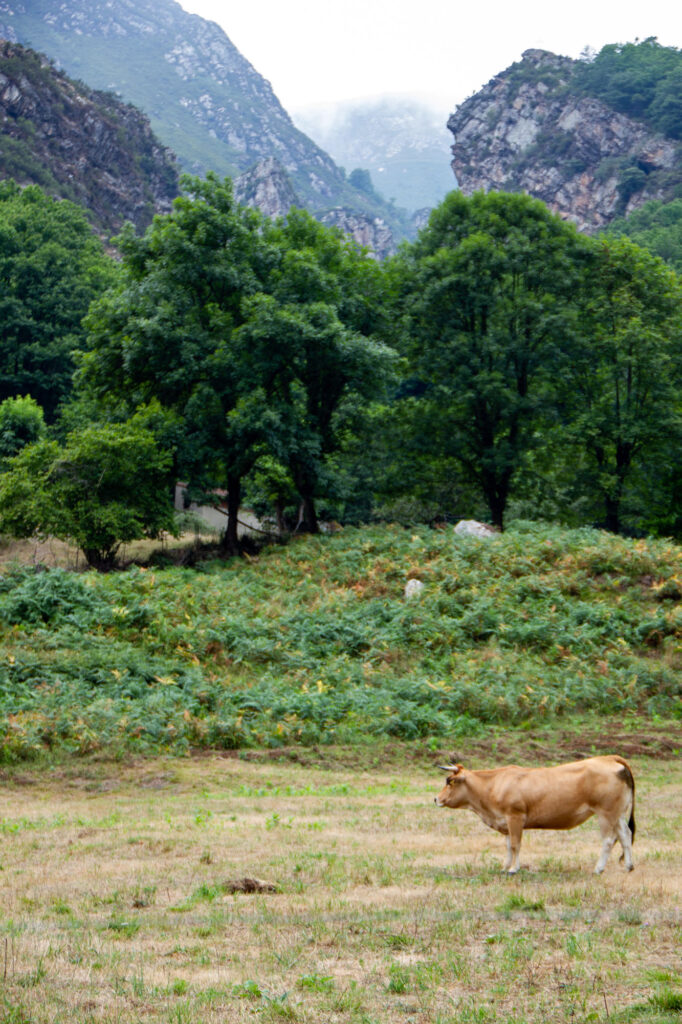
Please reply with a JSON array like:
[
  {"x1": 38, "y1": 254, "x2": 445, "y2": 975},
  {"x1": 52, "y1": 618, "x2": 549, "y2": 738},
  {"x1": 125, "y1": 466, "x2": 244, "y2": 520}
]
[
  {"x1": 220, "y1": 473, "x2": 242, "y2": 554},
  {"x1": 296, "y1": 493, "x2": 319, "y2": 534},
  {"x1": 604, "y1": 496, "x2": 621, "y2": 534},
  {"x1": 83, "y1": 546, "x2": 118, "y2": 572}
]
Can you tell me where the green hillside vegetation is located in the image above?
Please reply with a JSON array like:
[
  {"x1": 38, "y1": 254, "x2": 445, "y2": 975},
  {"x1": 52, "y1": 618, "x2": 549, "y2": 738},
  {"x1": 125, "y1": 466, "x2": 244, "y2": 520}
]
[
  {"x1": 573, "y1": 37, "x2": 682, "y2": 139},
  {"x1": 607, "y1": 199, "x2": 682, "y2": 272},
  {"x1": 0, "y1": 521, "x2": 680, "y2": 761}
]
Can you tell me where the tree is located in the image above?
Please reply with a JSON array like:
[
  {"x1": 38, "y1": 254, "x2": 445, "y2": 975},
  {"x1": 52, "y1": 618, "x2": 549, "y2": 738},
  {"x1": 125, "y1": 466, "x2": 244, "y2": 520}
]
[
  {"x1": 0, "y1": 420, "x2": 175, "y2": 570},
  {"x1": 394, "y1": 191, "x2": 589, "y2": 528},
  {"x1": 0, "y1": 394, "x2": 46, "y2": 464},
  {"x1": 559, "y1": 235, "x2": 682, "y2": 533},
  {"x1": 236, "y1": 209, "x2": 396, "y2": 531},
  {"x1": 573, "y1": 38, "x2": 682, "y2": 136},
  {"x1": 0, "y1": 181, "x2": 116, "y2": 419},
  {"x1": 81, "y1": 184, "x2": 395, "y2": 544},
  {"x1": 80, "y1": 173, "x2": 265, "y2": 553}
]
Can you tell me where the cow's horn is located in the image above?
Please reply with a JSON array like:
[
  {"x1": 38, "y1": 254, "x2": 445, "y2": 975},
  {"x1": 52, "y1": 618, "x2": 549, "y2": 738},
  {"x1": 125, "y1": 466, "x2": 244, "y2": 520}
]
[{"x1": 438, "y1": 764, "x2": 460, "y2": 773}]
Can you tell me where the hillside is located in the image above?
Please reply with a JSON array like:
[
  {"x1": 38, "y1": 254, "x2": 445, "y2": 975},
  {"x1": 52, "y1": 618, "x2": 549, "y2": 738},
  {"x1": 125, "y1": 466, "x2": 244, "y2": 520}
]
[
  {"x1": 0, "y1": 521, "x2": 679, "y2": 759},
  {"x1": 448, "y1": 44, "x2": 682, "y2": 233},
  {"x1": 295, "y1": 98, "x2": 455, "y2": 215},
  {"x1": 0, "y1": 0, "x2": 408, "y2": 248},
  {"x1": 0, "y1": 40, "x2": 178, "y2": 233}
]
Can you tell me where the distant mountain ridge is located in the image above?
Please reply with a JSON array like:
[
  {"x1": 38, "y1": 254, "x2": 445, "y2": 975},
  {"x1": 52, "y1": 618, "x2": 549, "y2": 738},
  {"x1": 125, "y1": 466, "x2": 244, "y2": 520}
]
[
  {"x1": 0, "y1": 0, "x2": 407, "y2": 248},
  {"x1": 0, "y1": 39, "x2": 178, "y2": 233}
]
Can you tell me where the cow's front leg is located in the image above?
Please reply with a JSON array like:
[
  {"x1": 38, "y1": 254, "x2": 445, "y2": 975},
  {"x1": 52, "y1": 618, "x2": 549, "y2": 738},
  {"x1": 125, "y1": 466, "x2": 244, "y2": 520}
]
[
  {"x1": 505, "y1": 816, "x2": 524, "y2": 874},
  {"x1": 503, "y1": 834, "x2": 513, "y2": 872}
]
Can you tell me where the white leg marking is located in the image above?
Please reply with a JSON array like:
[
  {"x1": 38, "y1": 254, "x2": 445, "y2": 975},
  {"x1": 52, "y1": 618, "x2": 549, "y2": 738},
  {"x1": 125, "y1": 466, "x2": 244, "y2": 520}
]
[
  {"x1": 595, "y1": 833, "x2": 616, "y2": 874},
  {"x1": 507, "y1": 840, "x2": 522, "y2": 875},
  {"x1": 616, "y1": 816, "x2": 634, "y2": 871},
  {"x1": 503, "y1": 835, "x2": 513, "y2": 872}
]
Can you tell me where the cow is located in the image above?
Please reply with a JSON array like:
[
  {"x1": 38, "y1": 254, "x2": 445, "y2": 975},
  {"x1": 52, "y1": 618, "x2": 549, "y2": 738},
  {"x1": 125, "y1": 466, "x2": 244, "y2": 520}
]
[{"x1": 434, "y1": 755, "x2": 635, "y2": 875}]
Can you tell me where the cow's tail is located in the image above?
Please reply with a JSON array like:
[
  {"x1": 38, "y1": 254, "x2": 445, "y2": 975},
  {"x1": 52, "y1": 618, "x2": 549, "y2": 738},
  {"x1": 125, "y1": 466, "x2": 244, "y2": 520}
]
[{"x1": 615, "y1": 758, "x2": 635, "y2": 858}]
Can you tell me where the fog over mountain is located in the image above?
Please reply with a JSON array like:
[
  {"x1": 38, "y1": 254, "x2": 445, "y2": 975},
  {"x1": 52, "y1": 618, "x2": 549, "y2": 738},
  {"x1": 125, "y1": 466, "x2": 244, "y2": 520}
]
[{"x1": 294, "y1": 98, "x2": 455, "y2": 214}]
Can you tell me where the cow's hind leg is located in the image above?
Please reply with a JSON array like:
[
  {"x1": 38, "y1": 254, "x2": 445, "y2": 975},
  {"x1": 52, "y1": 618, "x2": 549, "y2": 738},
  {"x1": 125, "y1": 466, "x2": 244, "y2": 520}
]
[
  {"x1": 594, "y1": 815, "x2": 617, "y2": 874},
  {"x1": 616, "y1": 816, "x2": 634, "y2": 872}
]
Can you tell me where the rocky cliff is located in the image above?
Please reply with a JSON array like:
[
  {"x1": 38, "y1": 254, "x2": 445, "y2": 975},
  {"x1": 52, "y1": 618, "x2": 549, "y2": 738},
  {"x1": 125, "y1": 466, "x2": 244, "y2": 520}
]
[
  {"x1": 0, "y1": 0, "x2": 403, "y2": 244},
  {"x1": 448, "y1": 48, "x2": 682, "y2": 233},
  {"x1": 0, "y1": 41, "x2": 178, "y2": 233},
  {"x1": 235, "y1": 158, "x2": 395, "y2": 257}
]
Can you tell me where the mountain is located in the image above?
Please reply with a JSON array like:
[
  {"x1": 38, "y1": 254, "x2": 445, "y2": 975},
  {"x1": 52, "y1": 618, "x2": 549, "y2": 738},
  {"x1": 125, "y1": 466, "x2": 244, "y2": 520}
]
[
  {"x1": 0, "y1": 0, "x2": 407, "y2": 248},
  {"x1": 0, "y1": 39, "x2": 177, "y2": 232},
  {"x1": 295, "y1": 98, "x2": 455, "y2": 214},
  {"x1": 448, "y1": 46, "x2": 682, "y2": 233}
]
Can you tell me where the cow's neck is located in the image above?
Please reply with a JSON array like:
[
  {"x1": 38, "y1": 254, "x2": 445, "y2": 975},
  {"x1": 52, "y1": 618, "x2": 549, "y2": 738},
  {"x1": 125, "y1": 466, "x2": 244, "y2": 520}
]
[{"x1": 464, "y1": 773, "x2": 508, "y2": 832}]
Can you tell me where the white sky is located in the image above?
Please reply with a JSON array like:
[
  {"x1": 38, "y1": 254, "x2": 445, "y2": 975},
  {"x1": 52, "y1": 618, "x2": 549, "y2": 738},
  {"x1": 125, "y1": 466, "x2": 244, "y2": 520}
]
[{"x1": 177, "y1": 0, "x2": 680, "y2": 116}]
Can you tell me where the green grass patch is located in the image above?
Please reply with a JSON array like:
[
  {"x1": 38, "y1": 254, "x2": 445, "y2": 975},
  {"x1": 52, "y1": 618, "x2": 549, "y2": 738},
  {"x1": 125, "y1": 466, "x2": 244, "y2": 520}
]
[{"x1": 0, "y1": 521, "x2": 681, "y2": 759}]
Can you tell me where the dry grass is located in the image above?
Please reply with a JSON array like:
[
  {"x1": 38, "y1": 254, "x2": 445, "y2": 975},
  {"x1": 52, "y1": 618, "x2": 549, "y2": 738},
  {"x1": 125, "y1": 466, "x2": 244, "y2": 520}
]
[
  {"x1": 0, "y1": 754, "x2": 678, "y2": 1023},
  {"x1": 0, "y1": 532, "x2": 217, "y2": 572}
]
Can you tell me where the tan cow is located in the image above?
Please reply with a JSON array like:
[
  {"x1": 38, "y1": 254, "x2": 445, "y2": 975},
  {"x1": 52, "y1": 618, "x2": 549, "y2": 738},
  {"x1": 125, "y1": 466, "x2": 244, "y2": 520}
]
[{"x1": 434, "y1": 755, "x2": 635, "y2": 874}]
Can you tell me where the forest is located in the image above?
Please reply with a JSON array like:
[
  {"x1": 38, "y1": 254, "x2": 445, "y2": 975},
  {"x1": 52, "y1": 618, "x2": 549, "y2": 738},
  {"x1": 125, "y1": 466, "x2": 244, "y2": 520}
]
[{"x1": 1, "y1": 169, "x2": 682, "y2": 569}]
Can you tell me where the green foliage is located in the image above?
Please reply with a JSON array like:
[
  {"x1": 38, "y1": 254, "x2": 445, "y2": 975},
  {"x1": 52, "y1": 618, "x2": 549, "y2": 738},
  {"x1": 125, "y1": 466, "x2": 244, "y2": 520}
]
[
  {"x1": 607, "y1": 199, "x2": 682, "y2": 272},
  {"x1": 347, "y1": 168, "x2": 380, "y2": 200},
  {"x1": 557, "y1": 236, "x2": 682, "y2": 533},
  {"x1": 82, "y1": 179, "x2": 396, "y2": 544},
  {"x1": 0, "y1": 420, "x2": 175, "y2": 569},
  {"x1": 0, "y1": 180, "x2": 116, "y2": 419},
  {"x1": 0, "y1": 522, "x2": 679, "y2": 760},
  {"x1": 574, "y1": 38, "x2": 682, "y2": 138},
  {"x1": 0, "y1": 395, "x2": 45, "y2": 464},
  {"x1": 392, "y1": 191, "x2": 590, "y2": 527}
]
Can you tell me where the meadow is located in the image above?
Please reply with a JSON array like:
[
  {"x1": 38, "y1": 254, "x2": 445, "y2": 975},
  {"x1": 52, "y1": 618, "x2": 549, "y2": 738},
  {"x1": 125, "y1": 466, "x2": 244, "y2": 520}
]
[
  {"x1": 0, "y1": 753, "x2": 678, "y2": 1024},
  {"x1": 0, "y1": 520, "x2": 679, "y2": 1022}
]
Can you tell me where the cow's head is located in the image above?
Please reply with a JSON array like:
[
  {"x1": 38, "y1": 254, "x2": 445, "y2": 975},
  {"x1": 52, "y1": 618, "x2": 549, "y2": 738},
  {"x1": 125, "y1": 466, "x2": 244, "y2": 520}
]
[{"x1": 434, "y1": 763, "x2": 466, "y2": 807}]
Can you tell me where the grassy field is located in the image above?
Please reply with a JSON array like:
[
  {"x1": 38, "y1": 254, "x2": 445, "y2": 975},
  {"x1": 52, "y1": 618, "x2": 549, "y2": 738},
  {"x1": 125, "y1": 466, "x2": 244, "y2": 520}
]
[
  {"x1": 0, "y1": 750, "x2": 679, "y2": 1024},
  {"x1": 0, "y1": 521, "x2": 680, "y2": 1021}
]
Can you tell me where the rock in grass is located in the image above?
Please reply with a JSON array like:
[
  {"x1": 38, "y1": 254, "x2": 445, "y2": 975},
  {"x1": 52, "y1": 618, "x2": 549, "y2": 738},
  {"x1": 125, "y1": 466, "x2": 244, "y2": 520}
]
[{"x1": 225, "y1": 877, "x2": 277, "y2": 894}]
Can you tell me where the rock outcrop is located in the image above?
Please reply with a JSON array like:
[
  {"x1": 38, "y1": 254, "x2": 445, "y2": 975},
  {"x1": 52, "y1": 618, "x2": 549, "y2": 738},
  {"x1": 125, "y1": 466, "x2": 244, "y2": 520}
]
[
  {"x1": 448, "y1": 49, "x2": 680, "y2": 233},
  {"x1": 235, "y1": 158, "x2": 396, "y2": 257},
  {"x1": 320, "y1": 207, "x2": 395, "y2": 258},
  {"x1": 234, "y1": 157, "x2": 299, "y2": 220},
  {"x1": 0, "y1": 41, "x2": 178, "y2": 233}
]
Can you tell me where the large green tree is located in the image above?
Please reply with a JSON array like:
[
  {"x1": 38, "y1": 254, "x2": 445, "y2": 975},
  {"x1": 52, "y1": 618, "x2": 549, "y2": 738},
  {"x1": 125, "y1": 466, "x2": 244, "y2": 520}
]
[
  {"x1": 237, "y1": 210, "x2": 395, "y2": 531},
  {"x1": 559, "y1": 235, "x2": 682, "y2": 534},
  {"x1": 394, "y1": 190, "x2": 589, "y2": 528},
  {"x1": 0, "y1": 181, "x2": 116, "y2": 420},
  {"x1": 81, "y1": 177, "x2": 395, "y2": 547},
  {"x1": 81, "y1": 174, "x2": 265, "y2": 552}
]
